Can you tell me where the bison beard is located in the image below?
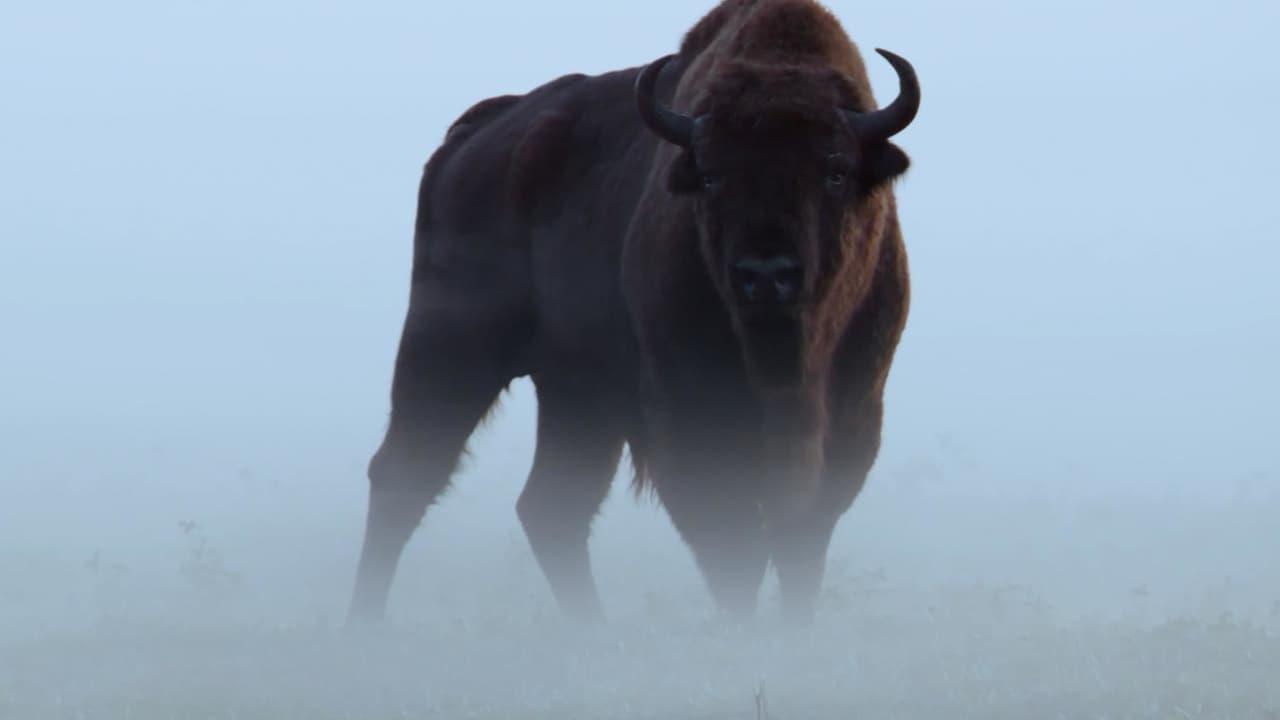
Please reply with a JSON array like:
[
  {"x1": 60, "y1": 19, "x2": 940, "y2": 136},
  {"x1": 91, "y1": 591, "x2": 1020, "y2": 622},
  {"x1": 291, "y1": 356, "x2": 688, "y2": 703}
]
[{"x1": 348, "y1": 0, "x2": 919, "y2": 626}]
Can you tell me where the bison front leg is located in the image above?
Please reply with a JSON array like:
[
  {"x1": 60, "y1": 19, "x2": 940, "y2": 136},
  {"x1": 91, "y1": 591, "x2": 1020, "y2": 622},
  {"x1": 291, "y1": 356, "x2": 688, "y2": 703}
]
[
  {"x1": 660, "y1": 486, "x2": 772, "y2": 620},
  {"x1": 770, "y1": 511, "x2": 840, "y2": 625},
  {"x1": 694, "y1": 523, "x2": 771, "y2": 620},
  {"x1": 770, "y1": 398, "x2": 884, "y2": 624}
]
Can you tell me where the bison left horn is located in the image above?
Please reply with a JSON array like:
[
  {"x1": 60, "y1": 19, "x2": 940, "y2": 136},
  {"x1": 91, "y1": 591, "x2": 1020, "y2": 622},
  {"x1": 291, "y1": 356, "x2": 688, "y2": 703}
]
[
  {"x1": 635, "y1": 54, "x2": 697, "y2": 148},
  {"x1": 843, "y1": 49, "x2": 921, "y2": 142}
]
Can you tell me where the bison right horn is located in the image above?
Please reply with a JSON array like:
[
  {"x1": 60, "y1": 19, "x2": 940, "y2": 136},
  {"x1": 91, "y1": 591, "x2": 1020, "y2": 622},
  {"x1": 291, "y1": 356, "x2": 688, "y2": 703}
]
[
  {"x1": 635, "y1": 54, "x2": 697, "y2": 148},
  {"x1": 842, "y1": 48, "x2": 921, "y2": 142}
]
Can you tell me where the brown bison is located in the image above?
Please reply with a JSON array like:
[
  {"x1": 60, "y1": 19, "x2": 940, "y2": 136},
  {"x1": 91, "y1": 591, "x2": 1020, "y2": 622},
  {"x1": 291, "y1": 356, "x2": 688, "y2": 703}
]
[{"x1": 349, "y1": 0, "x2": 919, "y2": 625}]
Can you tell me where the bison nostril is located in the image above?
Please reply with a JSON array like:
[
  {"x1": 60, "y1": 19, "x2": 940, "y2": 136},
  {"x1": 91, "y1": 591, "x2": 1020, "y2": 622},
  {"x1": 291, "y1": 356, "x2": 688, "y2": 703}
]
[
  {"x1": 731, "y1": 255, "x2": 802, "y2": 305},
  {"x1": 772, "y1": 267, "x2": 803, "y2": 301},
  {"x1": 774, "y1": 278, "x2": 795, "y2": 302}
]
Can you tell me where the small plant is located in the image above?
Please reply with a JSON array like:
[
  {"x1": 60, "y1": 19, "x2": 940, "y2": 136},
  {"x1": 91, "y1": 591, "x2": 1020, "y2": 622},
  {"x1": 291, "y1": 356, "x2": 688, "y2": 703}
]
[
  {"x1": 177, "y1": 520, "x2": 241, "y2": 594},
  {"x1": 754, "y1": 680, "x2": 769, "y2": 720}
]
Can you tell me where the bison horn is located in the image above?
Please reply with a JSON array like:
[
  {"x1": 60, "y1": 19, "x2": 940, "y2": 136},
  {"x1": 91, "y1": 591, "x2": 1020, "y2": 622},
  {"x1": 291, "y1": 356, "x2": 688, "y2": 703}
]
[
  {"x1": 843, "y1": 49, "x2": 921, "y2": 142},
  {"x1": 635, "y1": 54, "x2": 696, "y2": 148}
]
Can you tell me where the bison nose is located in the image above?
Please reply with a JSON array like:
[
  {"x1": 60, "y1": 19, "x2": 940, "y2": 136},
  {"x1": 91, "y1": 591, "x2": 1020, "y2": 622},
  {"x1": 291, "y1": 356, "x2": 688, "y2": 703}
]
[{"x1": 730, "y1": 255, "x2": 803, "y2": 305}]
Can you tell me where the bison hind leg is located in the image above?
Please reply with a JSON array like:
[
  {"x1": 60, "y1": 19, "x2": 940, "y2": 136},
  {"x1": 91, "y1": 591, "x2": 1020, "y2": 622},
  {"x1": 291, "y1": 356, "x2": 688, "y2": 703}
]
[
  {"x1": 348, "y1": 276, "x2": 530, "y2": 625},
  {"x1": 516, "y1": 374, "x2": 624, "y2": 622}
]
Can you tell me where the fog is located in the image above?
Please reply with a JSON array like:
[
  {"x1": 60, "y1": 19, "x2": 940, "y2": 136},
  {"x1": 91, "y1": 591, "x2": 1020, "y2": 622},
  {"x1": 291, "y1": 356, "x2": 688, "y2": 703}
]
[{"x1": 2, "y1": 0, "x2": 1278, "y2": 717}]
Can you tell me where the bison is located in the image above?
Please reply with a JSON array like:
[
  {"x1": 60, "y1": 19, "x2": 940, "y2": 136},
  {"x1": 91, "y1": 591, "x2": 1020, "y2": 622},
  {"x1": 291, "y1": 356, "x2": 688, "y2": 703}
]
[{"x1": 349, "y1": 0, "x2": 920, "y2": 625}]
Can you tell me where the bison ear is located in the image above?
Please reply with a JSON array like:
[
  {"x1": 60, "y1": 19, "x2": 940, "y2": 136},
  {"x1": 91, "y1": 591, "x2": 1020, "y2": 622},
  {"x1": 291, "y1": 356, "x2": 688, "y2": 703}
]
[
  {"x1": 863, "y1": 141, "x2": 911, "y2": 188},
  {"x1": 667, "y1": 152, "x2": 702, "y2": 194}
]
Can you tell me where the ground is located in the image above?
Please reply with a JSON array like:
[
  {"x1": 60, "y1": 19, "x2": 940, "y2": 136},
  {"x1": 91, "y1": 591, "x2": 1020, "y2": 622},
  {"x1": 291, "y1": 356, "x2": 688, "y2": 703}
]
[{"x1": 2, "y1": 390, "x2": 1277, "y2": 719}]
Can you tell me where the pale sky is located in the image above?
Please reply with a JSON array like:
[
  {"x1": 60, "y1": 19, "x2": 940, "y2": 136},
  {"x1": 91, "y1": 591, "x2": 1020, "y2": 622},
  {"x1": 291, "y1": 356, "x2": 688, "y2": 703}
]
[{"x1": 2, "y1": 0, "x2": 1277, "y2": 496}]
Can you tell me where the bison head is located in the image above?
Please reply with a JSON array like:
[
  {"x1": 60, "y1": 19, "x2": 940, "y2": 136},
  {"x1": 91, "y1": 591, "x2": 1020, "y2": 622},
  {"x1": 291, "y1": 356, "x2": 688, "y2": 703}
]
[{"x1": 635, "y1": 50, "x2": 918, "y2": 393}]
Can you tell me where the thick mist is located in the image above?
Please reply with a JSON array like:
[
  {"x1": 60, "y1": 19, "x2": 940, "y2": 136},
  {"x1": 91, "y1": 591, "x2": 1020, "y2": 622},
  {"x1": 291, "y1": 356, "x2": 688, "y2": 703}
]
[{"x1": 2, "y1": 1, "x2": 1278, "y2": 717}]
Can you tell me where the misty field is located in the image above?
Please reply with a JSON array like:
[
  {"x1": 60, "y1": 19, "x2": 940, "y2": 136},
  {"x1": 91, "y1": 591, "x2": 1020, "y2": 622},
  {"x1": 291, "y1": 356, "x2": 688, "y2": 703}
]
[
  {"x1": 5, "y1": 0, "x2": 1280, "y2": 717},
  {"x1": 3, "y1": 397, "x2": 1277, "y2": 720}
]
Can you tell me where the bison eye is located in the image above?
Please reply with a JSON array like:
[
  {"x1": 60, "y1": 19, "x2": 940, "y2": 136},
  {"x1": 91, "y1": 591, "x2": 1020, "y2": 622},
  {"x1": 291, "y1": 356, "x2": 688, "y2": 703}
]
[
  {"x1": 700, "y1": 173, "x2": 723, "y2": 192},
  {"x1": 825, "y1": 171, "x2": 847, "y2": 190}
]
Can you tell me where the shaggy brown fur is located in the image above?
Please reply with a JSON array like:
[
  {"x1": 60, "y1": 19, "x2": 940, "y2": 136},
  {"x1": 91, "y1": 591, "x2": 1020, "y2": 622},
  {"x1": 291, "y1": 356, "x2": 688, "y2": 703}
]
[{"x1": 348, "y1": 0, "x2": 918, "y2": 626}]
